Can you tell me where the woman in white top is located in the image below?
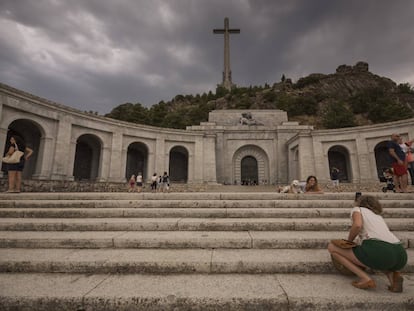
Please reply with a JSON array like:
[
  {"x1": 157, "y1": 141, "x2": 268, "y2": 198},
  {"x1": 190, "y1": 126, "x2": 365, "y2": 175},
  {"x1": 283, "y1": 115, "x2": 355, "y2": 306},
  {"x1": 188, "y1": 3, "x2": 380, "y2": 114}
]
[
  {"x1": 328, "y1": 195, "x2": 407, "y2": 291},
  {"x1": 136, "y1": 173, "x2": 143, "y2": 193}
]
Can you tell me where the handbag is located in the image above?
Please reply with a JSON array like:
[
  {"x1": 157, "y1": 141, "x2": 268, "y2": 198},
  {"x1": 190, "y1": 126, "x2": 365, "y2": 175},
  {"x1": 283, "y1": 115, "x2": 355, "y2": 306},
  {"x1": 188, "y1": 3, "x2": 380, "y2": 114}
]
[
  {"x1": 330, "y1": 239, "x2": 357, "y2": 249},
  {"x1": 2, "y1": 150, "x2": 24, "y2": 164}
]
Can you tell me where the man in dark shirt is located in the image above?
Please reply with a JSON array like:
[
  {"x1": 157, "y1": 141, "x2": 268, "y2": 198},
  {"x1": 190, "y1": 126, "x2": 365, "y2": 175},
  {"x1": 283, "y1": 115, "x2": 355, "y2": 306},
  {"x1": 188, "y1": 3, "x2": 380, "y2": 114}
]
[{"x1": 387, "y1": 133, "x2": 408, "y2": 192}]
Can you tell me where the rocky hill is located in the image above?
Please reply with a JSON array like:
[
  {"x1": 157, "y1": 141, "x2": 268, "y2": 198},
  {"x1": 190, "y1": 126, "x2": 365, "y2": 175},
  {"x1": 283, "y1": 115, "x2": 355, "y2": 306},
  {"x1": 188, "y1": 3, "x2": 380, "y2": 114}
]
[{"x1": 105, "y1": 61, "x2": 414, "y2": 129}]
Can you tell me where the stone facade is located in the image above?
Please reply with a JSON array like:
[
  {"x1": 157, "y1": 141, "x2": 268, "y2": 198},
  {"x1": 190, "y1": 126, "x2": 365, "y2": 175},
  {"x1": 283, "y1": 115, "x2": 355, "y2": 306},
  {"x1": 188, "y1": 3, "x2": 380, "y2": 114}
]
[{"x1": 1, "y1": 82, "x2": 413, "y2": 187}]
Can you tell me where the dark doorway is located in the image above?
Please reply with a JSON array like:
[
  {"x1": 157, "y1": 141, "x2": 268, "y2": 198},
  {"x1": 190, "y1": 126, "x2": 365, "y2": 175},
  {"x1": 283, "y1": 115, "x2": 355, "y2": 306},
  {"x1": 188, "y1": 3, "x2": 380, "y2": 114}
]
[
  {"x1": 241, "y1": 156, "x2": 258, "y2": 184},
  {"x1": 3, "y1": 119, "x2": 42, "y2": 179},
  {"x1": 328, "y1": 146, "x2": 351, "y2": 182},
  {"x1": 73, "y1": 134, "x2": 101, "y2": 180},
  {"x1": 169, "y1": 146, "x2": 188, "y2": 182},
  {"x1": 126, "y1": 142, "x2": 148, "y2": 180},
  {"x1": 375, "y1": 141, "x2": 391, "y2": 177}
]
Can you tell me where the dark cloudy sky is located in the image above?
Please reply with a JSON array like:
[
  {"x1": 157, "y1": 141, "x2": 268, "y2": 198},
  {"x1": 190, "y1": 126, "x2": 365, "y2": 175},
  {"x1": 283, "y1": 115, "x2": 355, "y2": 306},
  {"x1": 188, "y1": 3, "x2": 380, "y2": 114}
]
[{"x1": 1, "y1": 0, "x2": 413, "y2": 115}]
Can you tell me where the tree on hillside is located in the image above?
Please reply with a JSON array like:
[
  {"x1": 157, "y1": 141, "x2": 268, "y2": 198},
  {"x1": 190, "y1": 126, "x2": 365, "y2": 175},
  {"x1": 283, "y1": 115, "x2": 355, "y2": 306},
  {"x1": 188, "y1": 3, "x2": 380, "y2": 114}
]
[{"x1": 322, "y1": 101, "x2": 355, "y2": 129}]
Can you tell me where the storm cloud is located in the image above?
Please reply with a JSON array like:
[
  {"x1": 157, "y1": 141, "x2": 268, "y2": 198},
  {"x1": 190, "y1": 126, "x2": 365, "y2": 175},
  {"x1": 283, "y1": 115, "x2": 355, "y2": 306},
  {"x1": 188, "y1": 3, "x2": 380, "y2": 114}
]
[{"x1": 1, "y1": 0, "x2": 413, "y2": 114}]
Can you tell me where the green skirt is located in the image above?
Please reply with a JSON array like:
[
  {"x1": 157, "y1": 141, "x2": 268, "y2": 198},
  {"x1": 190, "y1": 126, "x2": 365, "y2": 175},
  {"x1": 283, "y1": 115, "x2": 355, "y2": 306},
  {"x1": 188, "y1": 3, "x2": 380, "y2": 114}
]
[{"x1": 353, "y1": 239, "x2": 407, "y2": 271}]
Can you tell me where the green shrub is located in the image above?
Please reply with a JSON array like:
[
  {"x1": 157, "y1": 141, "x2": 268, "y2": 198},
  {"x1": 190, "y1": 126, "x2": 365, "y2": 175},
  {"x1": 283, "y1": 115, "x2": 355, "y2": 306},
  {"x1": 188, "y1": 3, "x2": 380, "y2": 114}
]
[{"x1": 322, "y1": 102, "x2": 355, "y2": 129}]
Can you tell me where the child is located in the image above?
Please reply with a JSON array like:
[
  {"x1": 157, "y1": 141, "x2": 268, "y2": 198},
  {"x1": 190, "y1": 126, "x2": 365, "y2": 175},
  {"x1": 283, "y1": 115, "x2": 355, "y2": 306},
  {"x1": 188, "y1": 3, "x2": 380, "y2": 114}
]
[
  {"x1": 128, "y1": 175, "x2": 136, "y2": 192},
  {"x1": 382, "y1": 168, "x2": 395, "y2": 193}
]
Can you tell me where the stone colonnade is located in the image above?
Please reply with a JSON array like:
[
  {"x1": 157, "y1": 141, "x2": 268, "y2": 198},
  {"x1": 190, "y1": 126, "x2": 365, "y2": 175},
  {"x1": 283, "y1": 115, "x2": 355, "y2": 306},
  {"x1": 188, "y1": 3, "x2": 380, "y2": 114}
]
[{"x1": 1, "y1": 83, "x2": 414, "y2": 185}]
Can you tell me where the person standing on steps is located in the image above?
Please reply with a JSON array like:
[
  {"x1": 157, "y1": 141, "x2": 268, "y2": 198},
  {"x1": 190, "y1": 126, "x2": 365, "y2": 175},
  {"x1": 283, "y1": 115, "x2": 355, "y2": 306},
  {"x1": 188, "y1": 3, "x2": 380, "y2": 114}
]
[
  {"x1": 4, "y1": 135, "x2": 33, "y2": 193},
  {"x1": 328, "y1": 195, "x2": 407, "y2": 291},
  {"x1": 388, "y1": 133, "x2": 408, "y2": 192},
  {"x1": 161, "y1": 171, "x2": 170, "y2": 193},
  {"x1": 330, "y1": 167, "x2": 340, "y2": 192},
  {"x1": 136, "y1": 172, "x2": 144, "y2": 193},
  {"x1": 150, "y1": 173, "x2": 158, "y2": 192}
]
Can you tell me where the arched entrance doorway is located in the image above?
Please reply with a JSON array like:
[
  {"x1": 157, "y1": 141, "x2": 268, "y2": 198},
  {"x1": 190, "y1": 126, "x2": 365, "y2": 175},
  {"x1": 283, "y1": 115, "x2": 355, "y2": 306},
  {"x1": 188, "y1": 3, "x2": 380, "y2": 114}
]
[
  {"x1": 126, "y1": 142, "x2": 148, "y2": 181},
  {"x1": 2, "y1": 119, "x2": 42, "y2": 179},
  {"x1": 374, "y1": 141, "x2": 390, "y2": 177},
  {"x1": 169, "y1": 146, "x2": 188, "y2": 182},
  {"x1": 328, "y1": 145, "x2": 351, "y2": 182},
  {"x1": 233, "y1": 145, "x2": 269, "y2": 185},
  {"x1": 241, "y1": 156, "x2": 258, "y2": 185},
  {"x1": 73, "y1": 134, "x2": 101, "y2": 180}
]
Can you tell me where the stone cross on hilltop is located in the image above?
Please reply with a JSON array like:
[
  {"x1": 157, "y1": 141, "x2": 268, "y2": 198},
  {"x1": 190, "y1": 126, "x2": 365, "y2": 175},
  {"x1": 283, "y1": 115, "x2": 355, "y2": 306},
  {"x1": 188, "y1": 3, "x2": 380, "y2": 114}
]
[{"x1": 213, "y1": 17, "x2": 240, "y2": 90}]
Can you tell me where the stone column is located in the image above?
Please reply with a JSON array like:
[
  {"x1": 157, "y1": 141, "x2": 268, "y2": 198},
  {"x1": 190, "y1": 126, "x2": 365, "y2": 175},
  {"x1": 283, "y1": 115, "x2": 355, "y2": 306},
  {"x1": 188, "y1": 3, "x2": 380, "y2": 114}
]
[
  {"x1": 155, "y1": 137, "x2": 166, "y2": 175},
  {"x1": 108, "y1": 132, "x2": 124, "y2": 182},
  {"x1": 67, "y1": 136, "x2": 77, "y2": 181},
  {"x1": 355, "y1": 137, "x2": 371, "y2": 182},
  {"x1": 298, "y1": 134, "x2": 315, "y2": 180},
  {"x1": 98, "y1": 145, "x2": 111, "y2": 181},
  {"x1": 51, "y1": 116, "x2": 72, "y2": 180},
  {"x1": 32, "y1": 136, "x2": 54, "y2": 180},
  {"x1": 203, "y1": 134, "x2": 217, "y2": 183},
  {"x1": 191, "y1": 137, "x2": 204, "y2": 183},
  {"x1": 147, "y1": 149, "x2": 155, "y2": 181}
]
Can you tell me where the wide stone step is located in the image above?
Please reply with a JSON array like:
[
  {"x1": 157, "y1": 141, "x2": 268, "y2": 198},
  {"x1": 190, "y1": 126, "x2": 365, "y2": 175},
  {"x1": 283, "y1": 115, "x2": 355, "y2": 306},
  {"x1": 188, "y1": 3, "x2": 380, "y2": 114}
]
[
  {"x1": 0, "y1": 217, "x2": 413, "y2": 231},
  {"x1": 1, "y1": 231, "x2": 413, "y2": 249},
  {"x1": 1, "y1": 248, "x2": 413, "y2": 274},
  {"x1": 1, "y1": 199, "x2": 413, "y2": 209},
  {"x1": 0, "y1": 272, "x2": 413, "y2": 310},
  {"x1": 1, "y1": 207, "x2": 413, "y2": 218},
  {"x1": 1, "y1": 191, "x2": 414, "y2": 201}
]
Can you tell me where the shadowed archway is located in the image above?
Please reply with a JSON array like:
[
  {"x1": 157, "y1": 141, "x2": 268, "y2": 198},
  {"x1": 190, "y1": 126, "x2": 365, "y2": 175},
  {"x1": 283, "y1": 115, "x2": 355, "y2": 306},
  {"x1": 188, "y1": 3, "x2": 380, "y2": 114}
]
[
  {"x1": 126, "y1": 142, "x2": 148, "y2": 181},
  {"x1": 2, "y1": 119, "x2": 43, "y2": 179},
  {"x1": 73, "y1": 134, "x2": 101, "y2": 181},
  {"x1": 169, "y1": 146, "x2": 189, "y2": 183},
  {"x1": 328, "y1": 145, "x2": 351, "y2": 182}
]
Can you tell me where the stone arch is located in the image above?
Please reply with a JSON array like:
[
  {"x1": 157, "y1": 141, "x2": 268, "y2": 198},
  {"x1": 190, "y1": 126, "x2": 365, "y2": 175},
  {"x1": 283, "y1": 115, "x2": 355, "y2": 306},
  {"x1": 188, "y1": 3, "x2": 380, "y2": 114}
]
[
  {"x1": 328, "y1": 145, "x2": 352, "y2": 182},
  {"x1": 73, "y1": 134, "x2": 102, "y2": 181},
  {"x1": 233, "y1": 145, "x2": 269, "y2": 185},
  {"x1": 169, "y1": 146, "x2": 189, "y2": 183},
  {"x1": 126, "y1": 142, "x2": 148, "y2": 181},
  {"x1": 2, "y1": 119, "x2": 44, "y2": 179},
  {"x1": 374, "y1": 141, "x2": 390, "y2": 177}
]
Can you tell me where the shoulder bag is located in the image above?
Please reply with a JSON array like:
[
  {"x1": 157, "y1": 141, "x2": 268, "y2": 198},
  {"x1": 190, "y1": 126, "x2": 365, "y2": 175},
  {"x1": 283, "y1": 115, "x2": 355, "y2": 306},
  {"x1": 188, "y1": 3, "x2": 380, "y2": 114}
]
[{"x1": 2, "y1": 150, "x2": 24, "y2": 164}]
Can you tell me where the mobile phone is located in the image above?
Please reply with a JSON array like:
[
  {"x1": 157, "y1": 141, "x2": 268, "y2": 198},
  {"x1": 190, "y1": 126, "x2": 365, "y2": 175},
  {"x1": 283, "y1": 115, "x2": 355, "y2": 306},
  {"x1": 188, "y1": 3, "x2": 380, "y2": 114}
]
[{"x1": 355, "y1": 192, "x2": 362, "y2": 201}]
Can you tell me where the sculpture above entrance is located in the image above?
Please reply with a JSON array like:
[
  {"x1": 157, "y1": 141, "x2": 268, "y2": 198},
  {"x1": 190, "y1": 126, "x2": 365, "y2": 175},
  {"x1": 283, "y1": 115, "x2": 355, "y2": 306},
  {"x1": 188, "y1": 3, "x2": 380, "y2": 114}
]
[{"x1": 208, "y1": 109, "x2": 288, "y2": 128}]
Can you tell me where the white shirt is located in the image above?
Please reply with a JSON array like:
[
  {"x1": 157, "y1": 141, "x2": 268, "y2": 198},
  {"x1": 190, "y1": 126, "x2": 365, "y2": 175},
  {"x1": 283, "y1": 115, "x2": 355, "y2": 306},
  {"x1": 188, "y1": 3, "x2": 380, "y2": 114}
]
[
  {"x1": 351, "y1": 206, "x2": 400, "y2": 244},
  {"x1": 136, "y1": 175, "x2": 143, "y2": 183},
  {"x1": 400, "y1": 143, "x2": 408, "y2": 153}
]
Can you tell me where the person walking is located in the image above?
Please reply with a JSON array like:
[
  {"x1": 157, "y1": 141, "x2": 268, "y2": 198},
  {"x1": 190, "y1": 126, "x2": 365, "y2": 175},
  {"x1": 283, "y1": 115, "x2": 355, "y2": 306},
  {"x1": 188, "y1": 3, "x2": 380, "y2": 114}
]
[
  {"x1": 388, "y1": 133, "x2": 408, "y2": 192},
  {"x1": 328, "y1": 195, "x2": 407, "y2": 291},
  {"x1": 4, "y1": 135, "x2": 33, "y2": 193}
]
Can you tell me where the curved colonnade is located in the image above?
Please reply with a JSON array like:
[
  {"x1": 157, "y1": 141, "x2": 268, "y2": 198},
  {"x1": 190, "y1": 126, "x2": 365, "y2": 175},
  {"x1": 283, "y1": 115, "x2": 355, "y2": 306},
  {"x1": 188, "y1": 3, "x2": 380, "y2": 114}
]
[{"x1": 1, "y1": 82, "x2": 413, "y2": 185}]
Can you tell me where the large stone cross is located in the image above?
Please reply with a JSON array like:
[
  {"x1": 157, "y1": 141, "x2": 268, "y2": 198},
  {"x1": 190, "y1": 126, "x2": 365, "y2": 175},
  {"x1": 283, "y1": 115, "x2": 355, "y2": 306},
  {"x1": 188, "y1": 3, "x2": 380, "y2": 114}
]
[{"x1": 213, "y1": 17, "x2": 240, "y2": 90}]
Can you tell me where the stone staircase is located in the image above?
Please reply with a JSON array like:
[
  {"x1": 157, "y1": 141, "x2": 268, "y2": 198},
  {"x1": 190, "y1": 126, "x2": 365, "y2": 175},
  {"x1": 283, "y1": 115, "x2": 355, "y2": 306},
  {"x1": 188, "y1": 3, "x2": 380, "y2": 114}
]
[{"x1": 0, "y1": 192, "x2": 413, "y2": 310}]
